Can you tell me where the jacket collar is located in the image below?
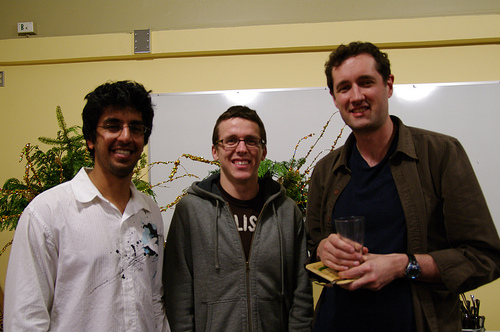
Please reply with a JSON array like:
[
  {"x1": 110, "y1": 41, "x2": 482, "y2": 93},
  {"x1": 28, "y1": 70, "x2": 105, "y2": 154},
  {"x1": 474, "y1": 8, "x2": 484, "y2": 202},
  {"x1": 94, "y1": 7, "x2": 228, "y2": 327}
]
[
  {"x1": 332, "y1": 115, "x2": 418, "y2": 173},
  {"x1": 191, "y1": 172, "x2": 285, "y2": 204}
]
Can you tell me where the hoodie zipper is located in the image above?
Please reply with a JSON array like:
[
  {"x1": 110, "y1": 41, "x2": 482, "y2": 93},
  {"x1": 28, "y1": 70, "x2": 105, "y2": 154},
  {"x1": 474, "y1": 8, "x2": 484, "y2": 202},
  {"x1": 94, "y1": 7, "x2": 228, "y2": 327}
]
[
  {"x1": 222, "y1": 197, "x2": 275, "y2": 332},
  {"x1": 244, "y1": 202, "x2": 269, "y2": 332},
  {"x1": 221, "y1": 202, "x2": 255, "y2": 331}
]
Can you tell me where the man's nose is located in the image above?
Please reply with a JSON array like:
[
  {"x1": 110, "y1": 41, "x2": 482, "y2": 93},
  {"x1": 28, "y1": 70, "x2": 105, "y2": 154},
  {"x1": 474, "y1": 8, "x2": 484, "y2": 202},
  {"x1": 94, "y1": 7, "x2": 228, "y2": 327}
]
[
  {"x1": 351, "y1": 85, "x2": 365, "y2": 102},
  {"x1": 117, "y1": 125, "x2": 133, "y2": 140},
  {"x1": 235, "y1": 139, "x2": 249, "y2": 152}
]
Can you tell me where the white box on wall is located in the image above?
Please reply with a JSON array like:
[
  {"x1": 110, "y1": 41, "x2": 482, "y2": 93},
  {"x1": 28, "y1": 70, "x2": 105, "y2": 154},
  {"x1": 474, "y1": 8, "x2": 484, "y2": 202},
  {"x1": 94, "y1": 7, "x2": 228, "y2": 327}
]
[{"x1": 17, "y1": 22, "x2": 36, "y2": 35}]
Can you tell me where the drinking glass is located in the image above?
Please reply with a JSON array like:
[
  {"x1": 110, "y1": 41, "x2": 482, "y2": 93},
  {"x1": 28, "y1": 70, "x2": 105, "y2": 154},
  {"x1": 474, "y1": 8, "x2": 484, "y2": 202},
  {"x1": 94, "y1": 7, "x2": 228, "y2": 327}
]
[{"x1": 334, "y1": 216, "x2": 365, "y2": 254}]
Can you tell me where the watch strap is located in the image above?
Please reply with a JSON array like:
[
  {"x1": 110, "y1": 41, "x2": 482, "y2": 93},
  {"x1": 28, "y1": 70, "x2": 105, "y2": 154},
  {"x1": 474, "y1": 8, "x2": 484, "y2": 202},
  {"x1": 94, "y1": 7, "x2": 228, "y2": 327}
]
[{"x1": 405, "y1": 254, "x2": 421, "y2": 280}]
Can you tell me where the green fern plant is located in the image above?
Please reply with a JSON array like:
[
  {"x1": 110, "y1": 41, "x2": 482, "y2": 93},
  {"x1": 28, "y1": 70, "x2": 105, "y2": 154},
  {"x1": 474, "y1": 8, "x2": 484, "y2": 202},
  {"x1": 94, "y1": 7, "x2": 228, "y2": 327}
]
[{"x1": 258, "y1": 158, "x2": 308, "y2": 214}]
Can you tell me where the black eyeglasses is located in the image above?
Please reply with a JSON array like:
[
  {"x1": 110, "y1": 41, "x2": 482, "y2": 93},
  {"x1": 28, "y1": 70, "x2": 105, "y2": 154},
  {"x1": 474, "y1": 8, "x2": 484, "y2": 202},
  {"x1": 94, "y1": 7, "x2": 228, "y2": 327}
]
[
  {"x1": 216, "y1": 137, "x2": 265, "y2": 149},
  {"x1": 97, "y1": 123, "x2": 150, "y2": 136}
]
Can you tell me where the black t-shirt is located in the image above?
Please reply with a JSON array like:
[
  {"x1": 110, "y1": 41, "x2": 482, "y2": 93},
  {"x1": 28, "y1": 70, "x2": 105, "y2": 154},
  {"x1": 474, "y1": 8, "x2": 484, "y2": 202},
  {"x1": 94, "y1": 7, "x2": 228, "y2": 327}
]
[
  {"x1": 217, "y1": 182, "x2": 265, "y2": 260},
  {"x1": 314, "y1": 134, "x2": 416, "y2": 332}
]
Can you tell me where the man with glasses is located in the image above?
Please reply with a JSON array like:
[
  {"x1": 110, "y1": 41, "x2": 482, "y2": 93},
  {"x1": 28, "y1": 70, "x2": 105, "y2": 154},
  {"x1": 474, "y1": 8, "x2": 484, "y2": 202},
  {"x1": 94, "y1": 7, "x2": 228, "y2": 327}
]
[
  {"x1": 164, "y1": 105, "x2": 313, "y2": 331},
  {"x1": 4, "y1": 80, "x2": 168, "y2": 331}
]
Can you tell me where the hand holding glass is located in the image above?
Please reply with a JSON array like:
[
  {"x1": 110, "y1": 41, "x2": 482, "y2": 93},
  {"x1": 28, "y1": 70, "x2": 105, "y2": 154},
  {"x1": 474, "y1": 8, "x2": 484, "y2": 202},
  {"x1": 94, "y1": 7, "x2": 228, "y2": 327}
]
[{"x1": 334, "y1": 216, "x2": 365, "y2": 255}]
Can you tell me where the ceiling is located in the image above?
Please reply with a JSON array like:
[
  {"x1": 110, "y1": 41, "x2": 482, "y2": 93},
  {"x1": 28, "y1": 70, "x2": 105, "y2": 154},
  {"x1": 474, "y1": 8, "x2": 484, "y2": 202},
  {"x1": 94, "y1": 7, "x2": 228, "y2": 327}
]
[{"x1": 1, "y1": 0, "x2": 499, "y2": 40}]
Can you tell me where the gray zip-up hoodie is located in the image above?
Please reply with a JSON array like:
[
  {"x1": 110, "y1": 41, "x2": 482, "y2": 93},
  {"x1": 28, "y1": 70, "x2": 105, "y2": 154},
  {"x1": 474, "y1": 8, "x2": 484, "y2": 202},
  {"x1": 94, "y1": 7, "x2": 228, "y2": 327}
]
[{"x1": 164, "y1": 173, "x2": 313, "y2": 331}]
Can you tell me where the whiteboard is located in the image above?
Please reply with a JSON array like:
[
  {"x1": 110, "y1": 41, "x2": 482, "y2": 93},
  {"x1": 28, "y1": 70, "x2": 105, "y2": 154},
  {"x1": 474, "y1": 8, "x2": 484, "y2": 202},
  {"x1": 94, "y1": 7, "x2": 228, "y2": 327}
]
[{"x1": 149, "y1": 82, "x2": 500, "y2": 234}]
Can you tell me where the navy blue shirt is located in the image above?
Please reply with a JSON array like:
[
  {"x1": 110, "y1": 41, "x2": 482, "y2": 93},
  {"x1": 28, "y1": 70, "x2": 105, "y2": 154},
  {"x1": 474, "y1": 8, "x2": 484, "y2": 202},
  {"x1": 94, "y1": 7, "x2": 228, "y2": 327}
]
[{"x1": 314, "y1": 134, "x2": 415, "y2": 331}]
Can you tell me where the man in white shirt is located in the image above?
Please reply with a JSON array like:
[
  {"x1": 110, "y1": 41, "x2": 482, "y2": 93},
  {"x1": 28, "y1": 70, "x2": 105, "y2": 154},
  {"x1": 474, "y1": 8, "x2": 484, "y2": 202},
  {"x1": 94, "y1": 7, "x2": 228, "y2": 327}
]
[{"x1": 4, "y1": 80, "x2": 168, "y2": 331}]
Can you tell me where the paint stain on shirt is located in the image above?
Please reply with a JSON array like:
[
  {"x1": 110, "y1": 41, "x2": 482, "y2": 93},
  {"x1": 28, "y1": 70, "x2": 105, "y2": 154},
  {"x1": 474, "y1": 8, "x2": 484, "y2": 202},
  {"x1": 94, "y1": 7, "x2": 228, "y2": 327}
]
[{"x1": 141, "y1": 223, "x2": 159, "y2": 257}]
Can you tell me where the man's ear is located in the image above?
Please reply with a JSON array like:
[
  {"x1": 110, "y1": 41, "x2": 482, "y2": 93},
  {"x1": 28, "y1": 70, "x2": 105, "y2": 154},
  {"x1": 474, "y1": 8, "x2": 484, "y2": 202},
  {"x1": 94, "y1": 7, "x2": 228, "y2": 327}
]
[
  {"x1": 386, "y1": 74, "x2": 395, "y2": 98},
  {"x1": 212, "y1": 145, "x2": 219, "y2": 161},
  {"x1": 87, "y1": 139, "x2": 95, "y2": 150}
]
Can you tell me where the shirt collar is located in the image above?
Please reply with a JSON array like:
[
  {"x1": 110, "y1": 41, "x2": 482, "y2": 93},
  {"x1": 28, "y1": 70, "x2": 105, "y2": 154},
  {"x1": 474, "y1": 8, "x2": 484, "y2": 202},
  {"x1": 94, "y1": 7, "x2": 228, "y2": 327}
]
[
  {"x1": 71, "y1": 168, "x2": 102, "y2": 203},
  {"x1": 332, "y1": 115, "x2": 418, "y2": 173},
  {"x1": 71, "y1": 168, "x2": 151, "y2": 215}
]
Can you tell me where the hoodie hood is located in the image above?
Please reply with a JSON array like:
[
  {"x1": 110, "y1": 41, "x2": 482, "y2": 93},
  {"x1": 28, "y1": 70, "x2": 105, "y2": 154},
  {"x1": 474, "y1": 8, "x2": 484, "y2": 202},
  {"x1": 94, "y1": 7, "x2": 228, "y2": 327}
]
[{"x1": 188, "y1": 172, "x2": 286, "y2": 205}]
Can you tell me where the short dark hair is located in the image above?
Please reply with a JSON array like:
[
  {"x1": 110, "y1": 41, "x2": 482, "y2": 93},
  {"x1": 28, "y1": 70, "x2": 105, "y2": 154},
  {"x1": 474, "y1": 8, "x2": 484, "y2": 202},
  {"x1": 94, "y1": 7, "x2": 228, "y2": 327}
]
[
  {"x1": 212, "y1": 105, "x2": 267, "y2": 145},
  {"x1": 324, "y1": 41, "x2": 392, "y2": 94},
  {"x1": 82, "y1": 80, "x2": 154, "y2": 157}
]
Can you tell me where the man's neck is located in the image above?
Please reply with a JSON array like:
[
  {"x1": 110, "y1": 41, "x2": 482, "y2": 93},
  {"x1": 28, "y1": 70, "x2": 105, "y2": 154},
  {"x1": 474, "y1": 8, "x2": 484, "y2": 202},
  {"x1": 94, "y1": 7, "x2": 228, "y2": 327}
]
[
  {"x1": 354, "y1": 118, "x2": 396, "y2": 167},
  {"x1": 88, "y1": 169, "x2": 132, "y2": 214},
  {"x1": 219, "y1": 176, "x2": 259, "y2": 201}
]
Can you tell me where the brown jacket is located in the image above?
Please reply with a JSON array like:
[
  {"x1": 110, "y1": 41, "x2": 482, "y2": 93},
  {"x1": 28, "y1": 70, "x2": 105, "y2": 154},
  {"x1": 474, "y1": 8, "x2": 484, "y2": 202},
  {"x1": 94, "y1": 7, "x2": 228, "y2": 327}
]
[{"x1": 306, "y1": 116, "x2": 500, "y2": 332}]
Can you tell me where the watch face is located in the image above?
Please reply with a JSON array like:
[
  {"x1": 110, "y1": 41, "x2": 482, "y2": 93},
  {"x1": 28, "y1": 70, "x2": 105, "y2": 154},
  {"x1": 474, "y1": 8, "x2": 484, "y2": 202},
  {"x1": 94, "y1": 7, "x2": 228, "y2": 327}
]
[
  {"x1": 407, "y1": 266, "x2": 420, "y2": 279},
  {"x1": 406, "y1": 254, "x2": 421, "y2": 279}
]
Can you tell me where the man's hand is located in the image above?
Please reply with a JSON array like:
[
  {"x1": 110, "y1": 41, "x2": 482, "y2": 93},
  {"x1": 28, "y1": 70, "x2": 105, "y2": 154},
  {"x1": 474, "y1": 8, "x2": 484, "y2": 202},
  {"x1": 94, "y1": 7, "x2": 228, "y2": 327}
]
[
  {"x1": 317, "y1": 233, "x2": 368, "y2": 271},
  {"x1": 337, "y1": 253, "x2": 408, "y2": 291},
  {"x1": 317, "y1": 233, "x2": 443, "y2": 291}
]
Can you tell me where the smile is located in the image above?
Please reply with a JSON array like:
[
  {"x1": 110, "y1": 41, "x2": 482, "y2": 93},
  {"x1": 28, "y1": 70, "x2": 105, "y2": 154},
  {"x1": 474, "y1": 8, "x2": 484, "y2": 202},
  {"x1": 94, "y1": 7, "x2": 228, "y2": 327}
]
[
  {"x1": 114, "y1": 149, "x2": 132, "y2": 156},
  {"x1": 351, "y1": 106, "x2": 368, "y2": 113},
  {"x1": 234, "y1": 160, "x2": 249, "y2": 165}
]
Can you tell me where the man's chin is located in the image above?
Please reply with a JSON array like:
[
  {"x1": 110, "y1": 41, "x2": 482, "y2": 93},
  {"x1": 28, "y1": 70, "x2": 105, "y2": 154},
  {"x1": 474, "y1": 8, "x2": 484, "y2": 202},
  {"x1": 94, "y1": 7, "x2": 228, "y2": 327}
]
[{"x1": 110, "y1": 164, "x2": 136, "y2": 179}]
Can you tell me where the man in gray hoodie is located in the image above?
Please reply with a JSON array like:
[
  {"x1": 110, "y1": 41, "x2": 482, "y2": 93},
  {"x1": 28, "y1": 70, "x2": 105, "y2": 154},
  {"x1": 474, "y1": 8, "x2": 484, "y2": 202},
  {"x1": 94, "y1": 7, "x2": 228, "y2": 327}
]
[{"x1": 163, "y1": 105, "x2": 313, "y2": 331}]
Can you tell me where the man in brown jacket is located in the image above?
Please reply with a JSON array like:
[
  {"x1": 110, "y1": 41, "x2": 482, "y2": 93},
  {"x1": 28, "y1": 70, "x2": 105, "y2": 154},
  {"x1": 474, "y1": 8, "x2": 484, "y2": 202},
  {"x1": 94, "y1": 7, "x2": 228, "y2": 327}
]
[{"x1": 306, "y1": 41, "x2": 500, "y2": 331}]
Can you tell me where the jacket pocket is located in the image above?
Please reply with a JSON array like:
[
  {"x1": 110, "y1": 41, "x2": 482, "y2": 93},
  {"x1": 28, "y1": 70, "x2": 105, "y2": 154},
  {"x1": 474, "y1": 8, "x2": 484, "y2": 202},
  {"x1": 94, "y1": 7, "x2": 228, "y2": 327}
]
[{"x1": 203, "y1": 298, "x2": 246, "y2": 332}]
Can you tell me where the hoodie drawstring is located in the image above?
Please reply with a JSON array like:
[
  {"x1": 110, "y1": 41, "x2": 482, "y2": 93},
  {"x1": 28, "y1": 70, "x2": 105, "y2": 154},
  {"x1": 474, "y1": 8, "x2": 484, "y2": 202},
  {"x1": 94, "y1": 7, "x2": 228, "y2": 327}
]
[
  {"x1": 214, "y1": 200, "x2": 221, "y2": 271},
  {"x1": 272, "y1": 203, "x2": 286, "y2": 319}
]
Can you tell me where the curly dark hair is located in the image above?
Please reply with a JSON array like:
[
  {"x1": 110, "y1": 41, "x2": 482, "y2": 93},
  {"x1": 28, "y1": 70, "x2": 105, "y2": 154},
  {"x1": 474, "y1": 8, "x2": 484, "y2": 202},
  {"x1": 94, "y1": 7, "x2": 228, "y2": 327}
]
[
  {"x1": 212, "y1": 105, "x2": 267, "y2": 146},
  {"x1": 324, "y1": 41, "x2": 391, "y2": 94},
  {"x1": 82, "y1": 80, "x2": 154, "y2": 157}
]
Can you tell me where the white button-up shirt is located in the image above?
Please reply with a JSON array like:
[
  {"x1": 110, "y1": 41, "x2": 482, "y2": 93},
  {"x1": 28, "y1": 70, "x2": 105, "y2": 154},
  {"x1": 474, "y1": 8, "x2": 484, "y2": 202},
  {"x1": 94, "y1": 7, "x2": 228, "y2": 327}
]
[{"x1": 4, "y1": 168, "x2": 168, "y2": 331}]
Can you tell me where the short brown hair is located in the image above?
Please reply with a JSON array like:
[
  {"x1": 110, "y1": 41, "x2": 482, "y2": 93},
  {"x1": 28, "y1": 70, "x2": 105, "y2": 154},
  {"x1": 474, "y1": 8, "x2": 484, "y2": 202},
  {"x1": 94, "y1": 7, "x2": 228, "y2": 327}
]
[
  {"x1": 212, "y1": 106, "x2": 267, "y2": 145},
  {"x1": 324, "y1": 41, "x2": 391, "y2": 94}
]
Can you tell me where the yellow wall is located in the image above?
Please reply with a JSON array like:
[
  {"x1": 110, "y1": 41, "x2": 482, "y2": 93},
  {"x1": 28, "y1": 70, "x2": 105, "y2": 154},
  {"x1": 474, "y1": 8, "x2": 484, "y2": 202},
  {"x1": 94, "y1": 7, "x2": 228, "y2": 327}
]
[{"x1": 1, "y1": 15, "x2": 500, "y2": 329}]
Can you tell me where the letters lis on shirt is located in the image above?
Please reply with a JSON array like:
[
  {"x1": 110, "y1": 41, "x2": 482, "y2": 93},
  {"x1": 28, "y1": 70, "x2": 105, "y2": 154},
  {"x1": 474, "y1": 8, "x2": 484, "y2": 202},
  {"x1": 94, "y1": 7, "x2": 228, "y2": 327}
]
[{"x1": 234, "y1": 214, "x2": 257, "y2": 232}]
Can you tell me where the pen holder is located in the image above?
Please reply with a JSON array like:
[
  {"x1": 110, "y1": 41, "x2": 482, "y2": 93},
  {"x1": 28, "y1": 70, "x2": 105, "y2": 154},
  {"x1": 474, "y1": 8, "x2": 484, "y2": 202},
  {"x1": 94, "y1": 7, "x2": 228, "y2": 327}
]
[
  {"x1": 461, "y1": 315, "x2": 485, "y2": 331},
  {"x1": 460, "y1": 293, "x2": 484, "y2": 331}
]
